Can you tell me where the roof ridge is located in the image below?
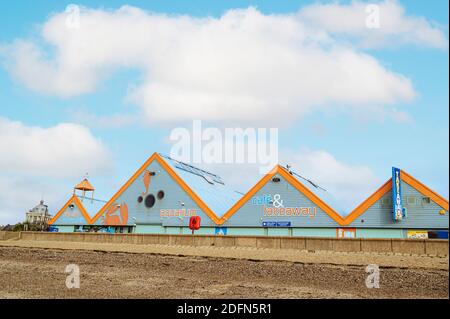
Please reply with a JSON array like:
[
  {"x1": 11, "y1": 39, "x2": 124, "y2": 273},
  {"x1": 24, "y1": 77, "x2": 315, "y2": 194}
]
[
  {"x1": 159, "y1": 153, "x2": 223, "y2": 180},
  {"x1": 89, "y1": 152, "x2": 223, "y2": 225},
  {"x1": 342, "y1": 169, "x2": 449, "y2": 225},
  {"x1": 342, "y1": 178, "x2": 392, "y2": 226},
  {"x1": 219, "y1": 164, "x2": 345, "y2": 225}
]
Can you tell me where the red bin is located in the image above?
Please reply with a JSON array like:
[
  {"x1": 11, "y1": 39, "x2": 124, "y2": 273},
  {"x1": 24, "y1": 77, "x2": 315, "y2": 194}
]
[{"x1": 189, "y1": 216, "x2": 201, "y2": 231}]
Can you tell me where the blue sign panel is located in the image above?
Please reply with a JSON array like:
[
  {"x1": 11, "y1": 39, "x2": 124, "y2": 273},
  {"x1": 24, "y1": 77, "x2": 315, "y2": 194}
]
[
  {"x1": 392, "y1": 167, "x2": 404, "y2": 221},
  {"x1": 262, "y1": 221, "x2": 277, "y2": 227},
  {"x1": 215, "y1": 227, "x2": 227, "y2": 236},
  {"x1": 276, "y1": 221, "x2": 292, "y2": 227},
  {"x1": 262, "y1": 221, "x2": 292, "y2": 227}
]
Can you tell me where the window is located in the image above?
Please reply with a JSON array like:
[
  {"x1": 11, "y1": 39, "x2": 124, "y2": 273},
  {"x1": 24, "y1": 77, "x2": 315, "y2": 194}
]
[
  {"x1": 157, "y1": 190, "x2": 165, "y2": 200},
  {"x1": 406, "y1": 196, "x2": 417, "y2": 206},
  {"x1": 422, "y1": 197, "x2": 431, "y2": 204},
  {"x1": 381, "y1": 198, "x2": 391, "y2": 207},
  {"x1": 144, "y1": 194, "x2": 156, "y2": 208}
]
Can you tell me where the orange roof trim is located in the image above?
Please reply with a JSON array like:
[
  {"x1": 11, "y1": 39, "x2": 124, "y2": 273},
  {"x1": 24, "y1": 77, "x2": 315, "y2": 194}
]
[
  {"x1": 54, "y1": 160, "x2": 448, "y2": 229},
  {"x1": 341, "y1": 179, "x2": 391, "y2": 226},
  {"x1": 401, "y1": 170, "x2": 449, "y2": 211},
  {"x1": 343, "y1": 169, "x2": 449, "y2": 225},
  {"x1": 90, "y1": 153, "x2": 222, "y2": 225},
  {"x1": 218, "y1": 165, "x2": 345, "y2": 225},
  {"x1": 219, "y1": 166, "x2": 278, "y2": 224},
  {"x1": 48, "y1": 195, "x2": 93, "y2": 225}
]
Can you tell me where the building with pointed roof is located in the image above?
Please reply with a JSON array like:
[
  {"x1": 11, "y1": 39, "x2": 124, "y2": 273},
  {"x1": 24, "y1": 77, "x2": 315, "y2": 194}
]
[
  {"x1": 48, "y1": 152, "x2": 449, "y2": 238},
  {"x1": 26, "y1": 200, "x2": 52, "y2": 225}
]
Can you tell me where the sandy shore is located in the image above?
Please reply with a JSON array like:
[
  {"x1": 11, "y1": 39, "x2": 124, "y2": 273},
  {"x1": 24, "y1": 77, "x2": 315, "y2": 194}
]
[
  {"x1": 0, "y1": 244, "x2": 448, "y2": 299},
  {"x1": 0, "y1": 239, "x2": 448, "y2": 270}
]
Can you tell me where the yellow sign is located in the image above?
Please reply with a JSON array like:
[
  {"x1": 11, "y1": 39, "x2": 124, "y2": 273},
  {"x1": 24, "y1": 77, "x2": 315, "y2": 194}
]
[{"x1": 407, "y1": 230, "x2": 428, "y2": 239}]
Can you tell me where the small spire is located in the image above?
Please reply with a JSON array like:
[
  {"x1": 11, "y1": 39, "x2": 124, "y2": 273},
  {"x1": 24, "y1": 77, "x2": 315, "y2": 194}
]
[
  {"x1": 74, "y1": 175, "x2": 95, "y2": 203},
  {"x1": 74, "y1": 178, "x2": 95, "y2": 191}
]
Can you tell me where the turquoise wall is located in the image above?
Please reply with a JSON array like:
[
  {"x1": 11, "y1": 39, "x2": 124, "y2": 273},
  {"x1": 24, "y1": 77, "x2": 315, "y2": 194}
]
[
  {"x1": 134, "y1": 224, "x2": 217, "y2": 235},
  {"x1": 55, "y1": 225, "x2": 75, "y2": 233},
  {"x1": 134, "y1": 225, "x2": 341, "y2": 237},
  {"x1": 356, "y1": 228, "x2": 404, "y2": 238},
  {"x1": 182, "y1": 227, "x2": 216, "y2": 235},
  {"x1": 227, "y1": 227, "x2": 267, "y2": 236},
  {"x1": 132, "y1": 226, "x2": 412, "y2": 238},
  {"x1": 268, "y1": 228, "x2": 291, "y2": 236},
  {"x1": 292, "y1": 228, "x2": 336, "y2": 237},
  {"x1": 135, "y1": 224, "x2": 165, "y2": 234}
]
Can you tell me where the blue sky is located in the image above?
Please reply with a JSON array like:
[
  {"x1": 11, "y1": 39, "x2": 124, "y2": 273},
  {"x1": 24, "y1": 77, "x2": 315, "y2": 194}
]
[{"x1": 0, "y1": 0, "x2": 448, "y2": 224}]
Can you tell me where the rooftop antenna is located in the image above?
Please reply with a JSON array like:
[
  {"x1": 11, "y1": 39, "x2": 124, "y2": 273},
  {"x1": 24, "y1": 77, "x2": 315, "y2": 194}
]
[{"x1": 284, "y1": 164, "x2": 327, "y2": 192}]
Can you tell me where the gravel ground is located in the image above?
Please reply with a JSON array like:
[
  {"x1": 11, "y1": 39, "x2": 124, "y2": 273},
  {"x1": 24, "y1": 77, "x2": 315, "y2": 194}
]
[
  {"x1": 0, "y1": 240, "x2": 448, "y2": 269},
  {"x1": 0, "y1": 244, "x2": 448, "y2": 299}
]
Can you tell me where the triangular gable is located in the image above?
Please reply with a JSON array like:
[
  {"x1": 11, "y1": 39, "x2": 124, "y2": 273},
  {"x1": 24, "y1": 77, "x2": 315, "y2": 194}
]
[
  {"x1": 48, "y1": 195, "x2": 93, "y2": 225},
  {"x1": 342, "y1": 170, "x2": 449, "y2": 226},
  {"x1": 218, "y1": 165, "x2": 345, "y2": 225},
  {"x1": 90, "y1": 152, "x2": 223, "y2": 225}
]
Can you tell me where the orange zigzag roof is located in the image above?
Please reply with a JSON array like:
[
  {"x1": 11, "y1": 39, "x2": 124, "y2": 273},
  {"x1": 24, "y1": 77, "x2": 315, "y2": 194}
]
[
  {"x1": 51, "y1": 157, "x2": 448, "y2": 228},
  {"x1": 218, "y1": 165, "x2": 345, "y2": 225},
  {"x1": 342, "y1": 170, "x2": 449, "y2": 226}
]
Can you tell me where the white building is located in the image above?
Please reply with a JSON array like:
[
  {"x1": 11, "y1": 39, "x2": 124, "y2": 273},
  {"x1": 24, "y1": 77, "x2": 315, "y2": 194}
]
[{"x1": 26, "y1": 200, "x2": 52, "y2": 225}]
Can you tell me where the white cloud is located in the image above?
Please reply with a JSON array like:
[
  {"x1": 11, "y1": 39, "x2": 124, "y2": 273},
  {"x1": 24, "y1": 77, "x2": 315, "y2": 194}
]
[
  {"x1": 1, "y1": 5, "x2": 425, "y2": 126},
  {"x1": 0, "y1": 117, "x2": 112, "y2": 178},
  {"x1": 0, "y1": 175, "x2": 69, "y2": 225},
  {"x1": 68, "y1": 109, "x2": 137, "y2": 128},
  {"x1": 299, "y1": 0, "x2": 448, "y2": 49},
  {"x1": 282, "y1": 148, "x2": 381, "y2": 214},
  {"x1": 0, "y1": 117, "x2": 113, "y2": 224}
]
